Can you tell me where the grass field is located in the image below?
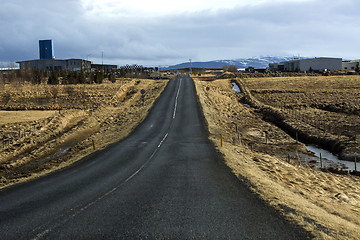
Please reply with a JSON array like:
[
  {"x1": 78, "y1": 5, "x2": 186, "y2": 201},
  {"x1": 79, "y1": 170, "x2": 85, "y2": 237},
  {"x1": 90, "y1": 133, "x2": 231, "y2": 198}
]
[
  {"x1": 0, "y1": 110, "x2": 56, "y2": 124},
  {"x1": 245, "y1": 75, "x2": 360, "y2": 112},
  {"x1": 0, "y1": 81, "x2": 124, "y2": 110}
]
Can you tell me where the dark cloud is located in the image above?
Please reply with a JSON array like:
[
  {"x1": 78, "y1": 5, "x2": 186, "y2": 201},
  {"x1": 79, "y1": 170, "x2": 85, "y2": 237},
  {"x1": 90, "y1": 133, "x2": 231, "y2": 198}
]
[{"x1": 1, "y1": 0, "x2": 359, "y2": 67}]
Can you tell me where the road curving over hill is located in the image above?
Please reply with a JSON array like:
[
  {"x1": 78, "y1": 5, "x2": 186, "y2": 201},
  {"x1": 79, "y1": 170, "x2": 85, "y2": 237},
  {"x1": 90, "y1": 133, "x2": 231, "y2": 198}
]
[{"x1": 0, "y1": 75, "x2": 312, "y2": 239}]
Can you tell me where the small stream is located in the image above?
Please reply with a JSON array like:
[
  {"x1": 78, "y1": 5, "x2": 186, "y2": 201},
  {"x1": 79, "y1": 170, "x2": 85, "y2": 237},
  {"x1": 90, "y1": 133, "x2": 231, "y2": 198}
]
[
  {"x1": 232, "y1": 82, "x2": 250, "y2": 108},
  {"x1": 306, "y1": 145, "x2": 356, "y2": 171},
  {"x1": 232, "y1": 82, "x2": 241, "y2": 93}
]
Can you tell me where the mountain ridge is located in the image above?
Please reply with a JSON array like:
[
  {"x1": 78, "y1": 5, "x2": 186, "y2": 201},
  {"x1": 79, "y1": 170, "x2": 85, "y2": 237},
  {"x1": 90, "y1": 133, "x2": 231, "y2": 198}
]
[{"x1": 163, "y1": 56, "x2": 298, "y2": 70}]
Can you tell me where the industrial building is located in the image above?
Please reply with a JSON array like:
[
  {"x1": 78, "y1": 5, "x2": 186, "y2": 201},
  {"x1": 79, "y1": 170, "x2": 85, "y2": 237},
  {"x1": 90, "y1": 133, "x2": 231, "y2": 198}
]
[
  {"x1": 17, "y1": 59, "x2": 92, "y2": 72},
  {"x1": 342, "y1": 60, "x2": 360, "y2": 71},
  {"x1": 39, "y1": 40, "x2": 53, "y2": 60},
  {"x1": 91, "y1": 64, "x2": 118, "y2": 73},
  {"x1": 17, "y1": 40, "x2": 115, "y2": 72},
  {"x1": 269, "y1": 57, "x2": 343, "y2": 72}
]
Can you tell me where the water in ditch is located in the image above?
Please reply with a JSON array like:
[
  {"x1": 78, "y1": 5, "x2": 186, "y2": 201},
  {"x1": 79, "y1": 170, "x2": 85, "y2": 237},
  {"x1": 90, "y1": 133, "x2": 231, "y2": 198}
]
[
  {"x1": 232, "y1": 82, "x2": 241, "y2": 93},
  {"x1": 305, "y1": 145, "x2": 356, "y2": 171},
  {"x1": 232, "y1": 82, "x2": 250, "y2": 108}
]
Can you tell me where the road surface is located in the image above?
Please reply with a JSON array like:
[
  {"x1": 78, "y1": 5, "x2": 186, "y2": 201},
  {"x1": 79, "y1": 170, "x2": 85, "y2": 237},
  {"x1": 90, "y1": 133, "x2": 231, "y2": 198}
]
[{"x1": 0, "y1": 75, "x2": 312, "y2": 239}]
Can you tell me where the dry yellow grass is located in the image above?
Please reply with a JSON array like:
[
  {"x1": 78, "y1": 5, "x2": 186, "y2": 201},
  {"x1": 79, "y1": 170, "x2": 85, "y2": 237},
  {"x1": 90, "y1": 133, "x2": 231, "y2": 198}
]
[
  {"x1": 0, "y1": 110, "x2": 56, "y2": 124},
  {"x1": 0, "y1": 80, "x2": 125, "y2": 110},
  {"x1": 194, "y1": 77, "x2": 360, "y2": 239},
  {"x1": 0, "y1": 79, "x2": 168, "y2": 189},
  {"x1": 244, "y1": 75, "x2": 360, "y2": 91}
]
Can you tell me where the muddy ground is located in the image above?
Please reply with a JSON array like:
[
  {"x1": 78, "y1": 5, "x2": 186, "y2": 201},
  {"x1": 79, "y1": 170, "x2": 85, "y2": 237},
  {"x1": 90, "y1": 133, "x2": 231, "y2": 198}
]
[
  {"x1": 194, "y1": 76, "x2": 360, "y2": 239},
  {"x1": 0, "y1": 78, "x2": 168, "y2": 188}
]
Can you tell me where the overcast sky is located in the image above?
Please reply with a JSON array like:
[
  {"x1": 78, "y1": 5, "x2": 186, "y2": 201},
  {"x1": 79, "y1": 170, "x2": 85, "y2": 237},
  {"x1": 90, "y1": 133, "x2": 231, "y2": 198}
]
[{"x1": 1, "y1": 0, "x2": 359, "y2": 66}]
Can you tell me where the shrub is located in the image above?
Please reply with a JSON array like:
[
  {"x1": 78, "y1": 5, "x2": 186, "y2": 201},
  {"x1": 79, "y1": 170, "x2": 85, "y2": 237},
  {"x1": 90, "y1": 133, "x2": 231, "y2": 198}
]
[
  {"x1": 32, "y1": 70, "x2": 42, "y2": 84},
  {"x1": 223, "y1": 65, "x2": 238, "y2": 73},
  {"x1": 48, "y1": 71, "x2": 59, "y2": 85},
  {"x1": 94, "y1": 70, "x2": 104, "y2": 84}
]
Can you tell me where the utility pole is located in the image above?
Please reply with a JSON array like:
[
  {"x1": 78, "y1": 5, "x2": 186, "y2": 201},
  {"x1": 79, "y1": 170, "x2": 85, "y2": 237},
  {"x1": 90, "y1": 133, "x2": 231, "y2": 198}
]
[
  {"x1": 158, "y1": 65, "x2": 161, "y2": 80},
  {"x1": 102, "y1": 51, "x2": 104, "y2": 72},
  {"x1": 189, "y1": 59, "x2": 192, "y2": 75}
]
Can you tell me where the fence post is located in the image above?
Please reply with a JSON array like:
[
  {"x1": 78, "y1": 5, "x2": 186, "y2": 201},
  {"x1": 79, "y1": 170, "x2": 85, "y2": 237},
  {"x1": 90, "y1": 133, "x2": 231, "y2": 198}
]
[
  {"x1": 92, "y1": 139, "x2": 96, "y2": 150},
  {"x1": 355, "y1": 156, "x2": 357, "y2": 172},
  {"x1": 296, "y1": 151, "x2": 301, "y2": 165},
  {"x1": 320, "y1": 153, "x2": 323, "y2": 169}
]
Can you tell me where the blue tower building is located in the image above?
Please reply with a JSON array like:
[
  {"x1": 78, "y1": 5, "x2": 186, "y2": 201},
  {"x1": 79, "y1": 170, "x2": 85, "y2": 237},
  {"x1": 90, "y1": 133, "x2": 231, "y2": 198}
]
[{"x1": 39, "y1": 40, "x2": 53, "y2": 59}]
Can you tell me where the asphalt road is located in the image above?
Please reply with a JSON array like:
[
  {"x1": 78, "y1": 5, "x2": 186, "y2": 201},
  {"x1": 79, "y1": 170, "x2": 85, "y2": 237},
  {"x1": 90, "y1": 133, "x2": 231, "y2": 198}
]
[{"x1": 0, "y1": 75, "x2": 312, "y2": 239}]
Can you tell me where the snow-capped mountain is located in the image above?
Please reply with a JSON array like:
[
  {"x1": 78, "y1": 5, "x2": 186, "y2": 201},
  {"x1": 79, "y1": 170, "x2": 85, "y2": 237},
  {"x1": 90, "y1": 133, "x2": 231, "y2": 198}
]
[{"x1": 163, "y1": 56, "x2": 297, "y2": 70}]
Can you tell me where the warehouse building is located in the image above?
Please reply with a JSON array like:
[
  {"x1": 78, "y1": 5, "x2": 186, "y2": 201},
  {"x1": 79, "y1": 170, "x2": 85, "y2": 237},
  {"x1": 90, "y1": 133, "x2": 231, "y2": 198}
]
[
  {"x1": 17, "y1": 59, "x2": 92, "y2": 72},
  {"x1": 342, "y1": 60, "x2": 359, "y2": 71},
  {"x1": 17, "y1": 40, "x2": 92, "y2": 72},
  {"x1": 17, "y1": 40, "x2": 109, "y2": 72},
  {"x1": 269, "y1": 57, "x2": 342, "y2": 72},
  {"x1": 91, "y1": 63, "x2": 118, "y2": 73}
]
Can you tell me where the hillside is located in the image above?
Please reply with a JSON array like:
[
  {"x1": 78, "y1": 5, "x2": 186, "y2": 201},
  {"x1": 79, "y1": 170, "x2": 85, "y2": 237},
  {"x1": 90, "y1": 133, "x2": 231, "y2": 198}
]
[{"x1": 163, "y1": 56, "x2": 296, "y2": 70}]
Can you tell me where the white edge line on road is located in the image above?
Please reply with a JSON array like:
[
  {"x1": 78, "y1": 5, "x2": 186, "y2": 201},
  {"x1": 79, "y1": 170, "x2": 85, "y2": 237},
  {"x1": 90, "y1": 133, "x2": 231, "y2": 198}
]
[
  {"x1": 33, "y1": 77, "x2": 181, "y2": 239},
  {"x1": 173, "y1": 77, "x2": 182, "y2": 119},
  {"x1": 32, "y1": 132, "x2": 169, "y2": 240}
]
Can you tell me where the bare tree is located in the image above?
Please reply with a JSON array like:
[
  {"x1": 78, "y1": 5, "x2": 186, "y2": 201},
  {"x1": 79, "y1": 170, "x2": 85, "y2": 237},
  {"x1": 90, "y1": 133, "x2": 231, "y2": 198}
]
[{"x1": 227, "y1": 65, "x2": 238, "y2": 73}]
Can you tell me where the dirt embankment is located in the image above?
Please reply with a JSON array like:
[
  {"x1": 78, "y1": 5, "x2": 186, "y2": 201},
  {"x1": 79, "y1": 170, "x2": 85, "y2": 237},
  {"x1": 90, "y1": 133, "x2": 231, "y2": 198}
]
[
  {"x1": 194, "y1": 77, "x2": 360, "y2": 239},
  {"x1": 0, "y1": 79, "x2": 168, "y2": 189},
  {"x1": 234, "y1": 79, "x2": 348, "y2": 165},
  {"x1": 241, "y1": 76, "x2": 360, "y2": 162}
]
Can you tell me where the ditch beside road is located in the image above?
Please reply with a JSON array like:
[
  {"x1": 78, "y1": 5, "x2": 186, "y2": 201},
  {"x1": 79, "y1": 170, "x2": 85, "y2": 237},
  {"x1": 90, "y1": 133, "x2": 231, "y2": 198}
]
[{"x1": 194, "y1": 76, "x2": 360, "y2": 239}]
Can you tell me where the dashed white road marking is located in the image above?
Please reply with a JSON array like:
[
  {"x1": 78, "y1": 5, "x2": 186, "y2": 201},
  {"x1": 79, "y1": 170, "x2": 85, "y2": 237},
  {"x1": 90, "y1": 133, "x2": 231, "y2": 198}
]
[
  {"x1": 173, "y1": 77, "x2": 182, "y2": 119},
  {"x1": 31, "y1": 77, "x2": 185, "y2": 239}
]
